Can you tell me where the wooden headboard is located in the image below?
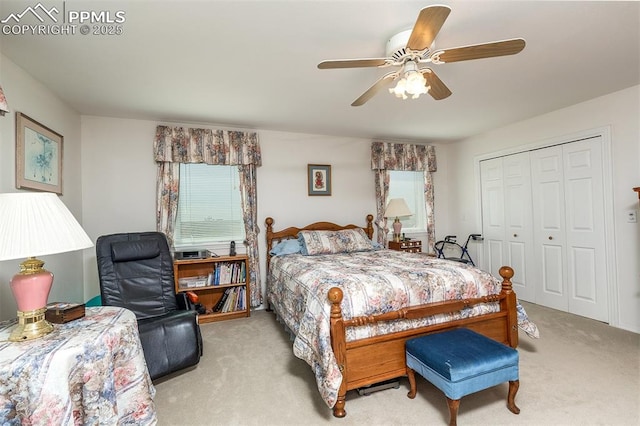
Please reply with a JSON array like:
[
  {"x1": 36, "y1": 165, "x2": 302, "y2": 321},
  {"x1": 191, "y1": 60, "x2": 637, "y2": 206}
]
[{"x1": 265, "y1": 215, "x2": 375, "y2": 268}]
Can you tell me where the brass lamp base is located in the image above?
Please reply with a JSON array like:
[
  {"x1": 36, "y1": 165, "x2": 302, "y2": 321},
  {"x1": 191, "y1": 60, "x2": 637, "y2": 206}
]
[{"x1": 9, "y1": 307, "x2": 54, "y2": 342}]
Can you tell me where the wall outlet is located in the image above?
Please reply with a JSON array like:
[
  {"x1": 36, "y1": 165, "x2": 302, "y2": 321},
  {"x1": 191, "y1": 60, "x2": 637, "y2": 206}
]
[{"x1": 627, "y1": 210, "x2": 637, "y2": 223}]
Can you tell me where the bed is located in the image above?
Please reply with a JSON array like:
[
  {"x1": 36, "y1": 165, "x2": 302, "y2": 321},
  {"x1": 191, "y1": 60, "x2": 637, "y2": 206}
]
[{"x1": 265, "y1": 215, "x2": 536, "y2": 418}]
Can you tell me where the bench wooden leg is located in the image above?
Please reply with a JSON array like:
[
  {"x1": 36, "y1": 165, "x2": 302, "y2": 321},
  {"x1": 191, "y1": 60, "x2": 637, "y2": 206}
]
[
  {"x1": 507, "y1": 380, "x2": 520, "y2": 414},
  {"x1": 446, "y1": 397, "x2": 460, "y2": 426},
  {"x1": 406, "y1": 367, "x2": 417, "y2": 399}
]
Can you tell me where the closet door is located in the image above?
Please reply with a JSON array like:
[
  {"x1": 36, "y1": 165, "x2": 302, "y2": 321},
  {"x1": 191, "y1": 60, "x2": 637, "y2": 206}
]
[
  {"x1": 502, "y1": 153, "x2": 535, "y2": 302},
  {"x1": 482, "y1": 137, "x2": 608, "y2": 321},
  {"x1": 563, "y1": 139, "x2": 607, "y2": 321},
  {"x1": 480, "y1": 153, "x2": 535, "y2": 302},
  {"x1": 531, "y1": 146, "x2": 568, "y2": 311},
  {"x1": 530, "y1": 137, "x2": 607, "y2": 321},
  {"x1": 480, "y1": 158, "x2": 506, "y2": 276}
]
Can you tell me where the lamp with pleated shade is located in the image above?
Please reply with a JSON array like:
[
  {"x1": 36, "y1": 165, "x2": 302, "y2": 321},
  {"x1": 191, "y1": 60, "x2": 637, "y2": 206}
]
[
  {"x1": 384, "y1": 198, "x2": 413, "y2": 242},
  {"x1": 0, "y1": 192, "x2": 93, "y2": 341}
]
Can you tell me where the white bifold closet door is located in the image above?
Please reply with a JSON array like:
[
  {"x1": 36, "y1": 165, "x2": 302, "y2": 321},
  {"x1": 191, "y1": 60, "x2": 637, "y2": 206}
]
[
  {"x1": 530, "y1": 138, "x2": 607, "y2": 321},
  {"x1": 480, "y1": 137, "x2": 608, "y2": 322},
  {"x1": 480, "y1": 152, "x2": 536, "y2": 302}
]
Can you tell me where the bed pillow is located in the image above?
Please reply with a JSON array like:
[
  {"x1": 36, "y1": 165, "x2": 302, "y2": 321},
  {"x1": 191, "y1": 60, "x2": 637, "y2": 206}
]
[
  {"x1": 298, "y1": 228, "x2": 375, "y2": 255},
  {"x1": 269, "y1": 239, "x2": 303, "y2": 256}
]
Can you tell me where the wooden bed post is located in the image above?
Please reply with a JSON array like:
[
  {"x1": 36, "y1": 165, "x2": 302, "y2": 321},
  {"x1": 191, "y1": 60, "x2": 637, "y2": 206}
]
[
  {"x1": 364, "y1": 214, "x2": 374, "y2": 240},
  {"x1": 499, "y1": 266, "x2": 519, "y2": 348},
  {"x1": 265, "y1": 217, "x2": 275, "y2": 272},
  {"x1": 328, "y1": 287, "x2": 348, "y2": 418}
]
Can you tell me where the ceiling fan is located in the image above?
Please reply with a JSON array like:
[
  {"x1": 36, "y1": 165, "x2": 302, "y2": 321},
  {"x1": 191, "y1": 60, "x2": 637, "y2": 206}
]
[{"x1": 317, "y1": 5, "x2": 525, "y2": 106}]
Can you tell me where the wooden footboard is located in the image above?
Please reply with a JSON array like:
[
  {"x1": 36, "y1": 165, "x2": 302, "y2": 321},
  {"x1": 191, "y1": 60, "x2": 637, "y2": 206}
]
[{"x1": 328, "y1": 266, "x2": 518, "y2": 418}]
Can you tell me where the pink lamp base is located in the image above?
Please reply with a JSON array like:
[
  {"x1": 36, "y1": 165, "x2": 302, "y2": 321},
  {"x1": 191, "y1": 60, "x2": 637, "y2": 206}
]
[
  {"x1": 10, "y1": 269, "x2": 53, "y2": 312},
  {"x1": 9, "y1": 266, "x2": 54, "y2": 341},
  {"x1": 392, "y1": 218, "x2": 402, "y2": 242}
]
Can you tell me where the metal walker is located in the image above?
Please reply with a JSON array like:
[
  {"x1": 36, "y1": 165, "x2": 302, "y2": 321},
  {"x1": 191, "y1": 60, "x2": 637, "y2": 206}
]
[{"x1": 433, "y1": 234, "x2": 483, "y2": 266}]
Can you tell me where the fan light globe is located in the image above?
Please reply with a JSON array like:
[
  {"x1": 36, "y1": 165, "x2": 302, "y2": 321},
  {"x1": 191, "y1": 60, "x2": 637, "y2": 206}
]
[
  {"x1": 389, "y1": 78, "x2": 408, "y2": 99},
  {"x1": 390, "y1": 66, "x2": 429, "y2": 100},
  {"x1": 405, "y1": 71, "x2": 428, "y2": 97}
]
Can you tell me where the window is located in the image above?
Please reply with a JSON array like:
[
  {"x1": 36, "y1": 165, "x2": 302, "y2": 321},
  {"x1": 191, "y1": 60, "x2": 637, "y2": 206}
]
[
  {"x1": 174, "y1": 164, "x2": 245, "y2": 248},
  {"x1": 387, "y1": 170, "x2": 426, "y2": 233}
]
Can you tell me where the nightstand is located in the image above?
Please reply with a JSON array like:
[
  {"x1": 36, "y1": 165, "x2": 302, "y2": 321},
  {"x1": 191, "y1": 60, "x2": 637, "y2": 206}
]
[{"x1": 388, "y1": 240, "x2": 422, "y2": 253}]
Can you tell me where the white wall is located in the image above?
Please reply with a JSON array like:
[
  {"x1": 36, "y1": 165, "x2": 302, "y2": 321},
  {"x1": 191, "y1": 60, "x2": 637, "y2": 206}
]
[
  {"x1": 0, "y1": 55, "x2": 87, "y2": 320},
  {"x1": 79, "y1": 116, "x2": 159, "y2": 297},
  {"x1": 79, "y1": 119, "x2": 387, "y2": 303},
  {"x1": 256, "y1": 130, "x2": 380, "y2": 296},
  {"x1": 442, "y1": 85, "x2": 640, "y2": 333}
]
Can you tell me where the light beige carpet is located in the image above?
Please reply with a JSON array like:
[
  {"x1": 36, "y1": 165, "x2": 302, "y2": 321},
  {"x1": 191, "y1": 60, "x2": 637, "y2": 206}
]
[{"x1": 154, "y1": 302, "x2": 640, "y2": 425}]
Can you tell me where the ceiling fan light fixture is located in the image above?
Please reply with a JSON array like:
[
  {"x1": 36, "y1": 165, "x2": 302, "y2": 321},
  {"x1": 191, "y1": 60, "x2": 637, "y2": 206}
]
[
  {"x1": 389, "y1": 62, "x2": 429, "y2": 100},
  {"x1": 320, "y1": 5, "x2": 523, "y2": 106},
  {"x1": 389, "y1": 77, "x2": 408, "y2": 99},
  {"x1": 404, "y1": 70, "x2": 428, "y2": 97}
]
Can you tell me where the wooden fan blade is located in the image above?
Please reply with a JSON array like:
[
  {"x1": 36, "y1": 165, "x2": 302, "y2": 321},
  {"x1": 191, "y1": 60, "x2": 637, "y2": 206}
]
[
  {"x1": 318, "y1": 58, "x2": 389, "y2": 69},
  {"x1": 351, "y1": 72, "x2": 397, "y2": 107},
  {"x1": 433, "y1": 38, "x2": 526, "y2": 63},
  {"x1": 422, "y1": 69, "x2": 452, "y2": 100},
  {"x1": 406, "y1": 5, "x2": 451, "y2": 51}
]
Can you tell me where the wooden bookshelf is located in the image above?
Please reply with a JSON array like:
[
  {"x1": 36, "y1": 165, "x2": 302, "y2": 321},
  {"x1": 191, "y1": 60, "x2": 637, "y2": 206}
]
[{"x1": 173, "y1": 255, "x2": 250, "y2": 323}]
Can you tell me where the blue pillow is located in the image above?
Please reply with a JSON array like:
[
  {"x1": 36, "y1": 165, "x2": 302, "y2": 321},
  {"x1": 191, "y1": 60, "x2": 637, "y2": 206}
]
[{"x1": 270, "y1": 239, "x2": 303, "y2": 256}]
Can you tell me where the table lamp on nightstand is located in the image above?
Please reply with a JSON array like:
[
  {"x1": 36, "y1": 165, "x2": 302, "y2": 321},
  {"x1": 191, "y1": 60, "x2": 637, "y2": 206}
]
[
  {"x1": 0, "y1": 193, "x2": 93, "y2": 341},
  {"x1": 384, "y1": 198, "x2": 413, "y2": 242}
]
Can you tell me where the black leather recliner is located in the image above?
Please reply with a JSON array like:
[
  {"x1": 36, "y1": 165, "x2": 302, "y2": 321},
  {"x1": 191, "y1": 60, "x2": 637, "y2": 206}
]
[{"x1": 96, "y1": 231, "x2": 203, "y2": 380}]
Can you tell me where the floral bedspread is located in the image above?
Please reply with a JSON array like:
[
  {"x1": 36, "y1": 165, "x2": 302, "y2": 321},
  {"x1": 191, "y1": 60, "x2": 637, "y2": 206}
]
[
  {"x1": 0, "y1": 307, "x2": 157, "y2": 425},
  {"x1": 268, "y1": 250, "x2": 525, "y2": 408}
]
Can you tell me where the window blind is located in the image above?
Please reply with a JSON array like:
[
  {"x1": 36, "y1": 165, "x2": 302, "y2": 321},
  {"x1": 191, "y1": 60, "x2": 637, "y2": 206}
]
[{"x1": 174, "y1": 164, "x2": 245, "y2": 247}]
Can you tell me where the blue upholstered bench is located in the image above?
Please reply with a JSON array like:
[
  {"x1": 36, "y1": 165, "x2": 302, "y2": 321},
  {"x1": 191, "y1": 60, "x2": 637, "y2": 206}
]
[{"x1": 406, "y1": 328, "x2": 520, "y2": 426}]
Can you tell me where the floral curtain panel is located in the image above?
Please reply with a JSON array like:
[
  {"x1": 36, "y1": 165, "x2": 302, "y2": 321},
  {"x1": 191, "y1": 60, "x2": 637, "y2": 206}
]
[
  {"x1": 237, "y1": 164, "x2": 260, "y2": 306},
  {"x1": 155, "y1": 162, "x2": 180, "y2": 244},
  {"x1": 373, "y1": 170, "x2": 390, "y2": 245},
  {"x1": 371, "y1": 141, "x2": 437, "y2": 252},
  {"x1": 154, "y1": 125, "x2": 262, "y2": 307}
]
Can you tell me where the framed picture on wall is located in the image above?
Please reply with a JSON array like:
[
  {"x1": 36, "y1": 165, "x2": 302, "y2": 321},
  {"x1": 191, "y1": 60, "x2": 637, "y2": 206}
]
[
  {"x1": 307, "y1": 164, "x2": 331, "y2": 196},
  {"x1": 15, "y1": 112, "x2": 63, "y2": 194}
]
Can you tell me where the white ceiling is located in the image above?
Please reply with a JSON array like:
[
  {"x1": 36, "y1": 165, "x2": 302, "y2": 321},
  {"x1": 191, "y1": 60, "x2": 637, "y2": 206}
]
[{"x1": 1, "y1": 1, "x2": 639, "y2": 143}]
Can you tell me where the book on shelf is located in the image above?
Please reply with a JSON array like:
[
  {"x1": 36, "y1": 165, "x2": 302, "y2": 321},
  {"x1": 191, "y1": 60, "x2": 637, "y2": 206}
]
[
  {"x1": 210, "y1": 260, "x2": 246, "y2": 286},
  {"x1": 210, "y1": 287, "x2": 246, "y2": 313},
  {"x1": 235, "y1": 287, "x2": 245, "y2": 311},
  {"x1": 213, "y1": 288, "x2": 232, "y2": 312},
  {"x1": 222, "y1": 288, "x2": 236, "y2": 312}
]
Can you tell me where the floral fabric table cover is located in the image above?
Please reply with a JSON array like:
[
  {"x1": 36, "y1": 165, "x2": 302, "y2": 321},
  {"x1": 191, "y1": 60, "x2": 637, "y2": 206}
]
[{"x1": 0, "y1": 306, "x2": 157, "y2": 425}]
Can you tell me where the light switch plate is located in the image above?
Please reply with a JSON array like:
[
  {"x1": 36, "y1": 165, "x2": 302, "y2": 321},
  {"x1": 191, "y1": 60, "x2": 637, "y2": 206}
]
[{"x1": 627, "y1": 210, "x2": 637, "y2": 223}]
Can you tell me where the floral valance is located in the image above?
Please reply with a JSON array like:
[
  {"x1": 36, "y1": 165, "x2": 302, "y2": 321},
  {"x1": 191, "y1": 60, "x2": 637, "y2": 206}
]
[
  {"x1": 371, "y1": 142, "x2": 436, "y2": 172},
  {"x1": 154, "y1": 126, "x2": 261, "y2": 166}
]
